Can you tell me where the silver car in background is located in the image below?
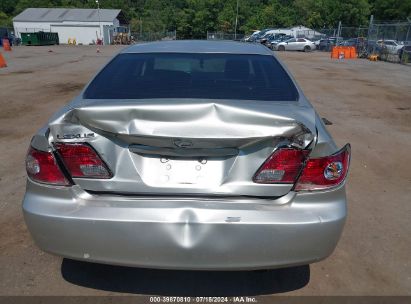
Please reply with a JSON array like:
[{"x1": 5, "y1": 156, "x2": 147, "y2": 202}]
[
  {"x1": 376, "y1": 39, "x2": 404, "y2": 55},
  {"x1": 273, "y1": 38, "x2": 316, "y2": 52},
  {"x1": 23, "y1": 41, "x2": 350, "y2": 270}
]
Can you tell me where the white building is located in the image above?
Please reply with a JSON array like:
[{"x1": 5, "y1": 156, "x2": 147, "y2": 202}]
[{"x1": 13, "y1": 8, "x2": 128, "y2": 45}]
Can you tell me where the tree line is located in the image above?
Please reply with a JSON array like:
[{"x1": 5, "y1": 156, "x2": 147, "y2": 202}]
[{"x1": 1, "y1": 0, "x2": 410, "y2": 39}]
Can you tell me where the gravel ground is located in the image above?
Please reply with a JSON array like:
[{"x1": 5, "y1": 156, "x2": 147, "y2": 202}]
[{"x1": 0, "y1": 45, "x2": 410, "y2": 297}]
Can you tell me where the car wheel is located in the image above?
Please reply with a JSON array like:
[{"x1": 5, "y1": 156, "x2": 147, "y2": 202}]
[
  {"x1": 278, "y1": 45, "x2": 285, "y2": 51},
  {"x1": 304, "y1": 45, "x2": 311, "y2": 52}
]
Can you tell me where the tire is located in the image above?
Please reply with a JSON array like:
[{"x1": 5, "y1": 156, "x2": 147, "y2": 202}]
[
  {"x1": 278, "y1": 45, "x2": 285, "y2": 51},
  {"x1": 304, "y1": 45, "x2": 311, "y2": 52}
]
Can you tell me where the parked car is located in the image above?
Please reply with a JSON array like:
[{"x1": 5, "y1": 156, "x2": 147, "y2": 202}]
[
  {"x1": 268, "y1": 35, "x2": 294, "y2": 49},
  {"x1": 252, "y1": 28, "x2": 274, "y2": 43},
  {"x1": 262, "y1": 34, "x2": 291, "y2": 48},
  {"x1": 243, "y1": 30, "x2": 261, "y2": 42},
  {"x1": 376, "y1": 40, "x2": 403, "y2": 55},
  {"x1": 318, "y1": 38, "x2": 333, "y2": 51},
  {"x1": 318, "y1": 37, "x2": 344, "y2": 51},
  {"x1": 260, "y1": 33, "x2": 286, "y2": 45},
  {"x1": 23, "y1": 40, "x2": 350, "y2": 270},
  {"x1": 273, "y1": 37, "x2": 316, "y2": 52},
  {"x1": 313, "y1": 39, "x2": 322, "y2": 48},
  {"x1": 259, "y1": 33, "x2": 273, "y2": 44},
  {"x1": 366, "y1": 40, "x2": 384, "y2": 54},
  {"x1": 339, "y1": 39, "x2": 357, "y2": 47},
  {"x1": 260, "y1": 35, "x2": 272, "y2": 46}
]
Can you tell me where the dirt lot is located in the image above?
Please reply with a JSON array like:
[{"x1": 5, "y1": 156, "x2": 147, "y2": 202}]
[{"x1": 0, "y1": 45, "x2": 410, "y2": 297}]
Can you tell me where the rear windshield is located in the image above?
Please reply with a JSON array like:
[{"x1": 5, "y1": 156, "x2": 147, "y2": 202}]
[{"x1": 84, "y1": 53, "x2": 298, "y2": 101}]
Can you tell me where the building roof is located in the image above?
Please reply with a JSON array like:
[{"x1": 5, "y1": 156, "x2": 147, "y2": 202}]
[
  {"x1": 123, "y1": 40, "x2": 273, "y2": 55},
  {"x1": 13, "y1": 8, "x2": 123, "y2": 23}
]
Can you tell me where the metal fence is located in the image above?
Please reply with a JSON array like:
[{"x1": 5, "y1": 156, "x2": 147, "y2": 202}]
[
  {"x1": 368, "y1": 20, "x2": 411, "y2": 42},
  {"x1": 131, "y1": 30, "x2": 176, "y2": 42},
  {"x1": 0, "y1": 26, "x2": 13, "y2": 36},
  {"x1": 340, "y1": 27, "x2": 369, "y2": 39},
  {"x1": 206, "y1": 32, "x2": 245, "y2": 41},
  {"x1": 0, "y1": 26, "x2": 20, "y2": 46},
  {"x1": 295, "y1": 20, "x2": 410, "y2": 65},
  {"x1": 366, "y1": 20, "x2": 411, "y2": 63},
  {"x1": 296, "y1": 27, "x2": 365, "y2": 40}
]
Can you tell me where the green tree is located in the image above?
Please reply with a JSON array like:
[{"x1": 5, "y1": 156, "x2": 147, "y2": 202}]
[
  {"x1": 371, "y1": 0, "x2": 411, "y2": 21},
  {"x1": 2, "y1": 0, "x2": 409, "y2": 39},
  {"x1": 0, "y1": 11, "x2": 12, "y2": 26},
  {"x1": 245, "y1": 0, "x2": 296, "y2": 31},
  {"x1": 176, "y1": 8, "x2": 195, "y2": 38},
  {"x1": 293, "y1": 0, "x2": 370, "y2": 28}
]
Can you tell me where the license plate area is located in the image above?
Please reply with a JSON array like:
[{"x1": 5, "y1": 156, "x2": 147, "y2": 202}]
[{"x1": 140, "y1": 156, "x2": 224, "y2": 187}]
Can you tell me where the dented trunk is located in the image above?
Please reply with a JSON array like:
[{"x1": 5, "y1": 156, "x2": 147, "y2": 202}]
[{"x1": 45, "y1": 99, "x2": 317, "y2": 197}]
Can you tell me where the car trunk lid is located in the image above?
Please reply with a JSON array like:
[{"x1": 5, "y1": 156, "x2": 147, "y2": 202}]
[{"x1": 48, "y1": 99, "x2": 316, "y2": 197}]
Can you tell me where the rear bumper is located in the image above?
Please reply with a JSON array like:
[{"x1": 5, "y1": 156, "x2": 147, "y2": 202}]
[{"x1": 23, "y1": 180, "x2": 347, "y2": 270}]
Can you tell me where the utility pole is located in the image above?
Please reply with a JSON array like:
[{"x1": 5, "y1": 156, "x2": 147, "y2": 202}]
[
  {"x1": 368, "y1": 15, "x2": 374, "y2": 54},
  {"x1": 140, "y1": 17, "x2": 142, "y2": 39},
  {"x1": 368, "y1": 14, "x2": 374, "y2": 35},
  {"x1": 336, "y1": 21, "x2": 342, "y2": 45},
  {"x1": 96, "y1": 0, "x2": 102, "y2": 41},
  {"x1": 234, "y1": 0, "x2": 239, "y2": 40}
]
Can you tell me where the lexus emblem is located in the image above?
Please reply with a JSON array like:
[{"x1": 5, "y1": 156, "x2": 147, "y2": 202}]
[{"x1": 173, "y1": 139, "x2": 193, "y2": 148}]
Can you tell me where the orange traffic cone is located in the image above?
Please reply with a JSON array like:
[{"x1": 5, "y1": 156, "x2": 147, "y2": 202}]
[
  {"x1": 2, "y1": 39, "x2": 12, "y2": 51},
  {"x1": 0, "y1": 53, "x2": 7, "y2": 68}
]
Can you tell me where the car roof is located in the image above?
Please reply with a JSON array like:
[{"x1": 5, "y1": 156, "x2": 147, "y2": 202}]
[{"x1": 122, "y1": 40, "x2": 273, "y2": 55}]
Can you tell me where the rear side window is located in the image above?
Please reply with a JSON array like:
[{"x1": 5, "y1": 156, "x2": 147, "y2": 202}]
[{"x1": 84, "y1": 53, "x2": 298, "y2": 101}]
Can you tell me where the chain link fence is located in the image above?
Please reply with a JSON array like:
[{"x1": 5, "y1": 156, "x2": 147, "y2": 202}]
[
  {"x1": 340, "y1": 27, "x2": 369, "y2": 39},
  {"x1": 367, "y1": 20, "x2": 411, "y2": 63},
  {"x1": 206, "y1": 32, "x2": 245, "y2": 41},
  {"x1": 131, "y1": 31, "x2": 176, "y2": 42},
  {"x1": 295, "y1": 21, "x2": 410, "y2": 65},
  {"x1": 7, "y1": 20, "x2": 411, "y2": 66},
  {"x1": 0, "y1": 26, "x2": 20, "y2": 46}
]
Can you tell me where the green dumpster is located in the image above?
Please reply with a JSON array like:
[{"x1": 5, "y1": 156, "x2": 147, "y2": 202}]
[{"x1": 21, "y1": 32, "x2": 59, "y2": 46}]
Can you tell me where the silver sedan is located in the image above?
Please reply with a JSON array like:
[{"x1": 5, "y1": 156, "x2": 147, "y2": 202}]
[
  {"x1": 23, "y1": 40, "x2": 350, "y2": 270},
  {"x1": 273, "y1": 38, "x2": 316, "y2": 52}
]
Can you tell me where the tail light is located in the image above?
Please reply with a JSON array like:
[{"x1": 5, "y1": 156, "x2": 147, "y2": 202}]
[
  {"x1": 26, "y1": 147, "x2": 70, "y2": 186},
  {"x1": 295, "y1": 144, "x2": 350, "y2": 191},
  {"x1": 253, "y1": 148, "x2": 309, "y2": 183},
  {"x1": 55, "y1": 143, "x2": 112, "y2": 179},
  {"x1": 253, "y1": 144, "x2": 350, "y2": 191}
]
